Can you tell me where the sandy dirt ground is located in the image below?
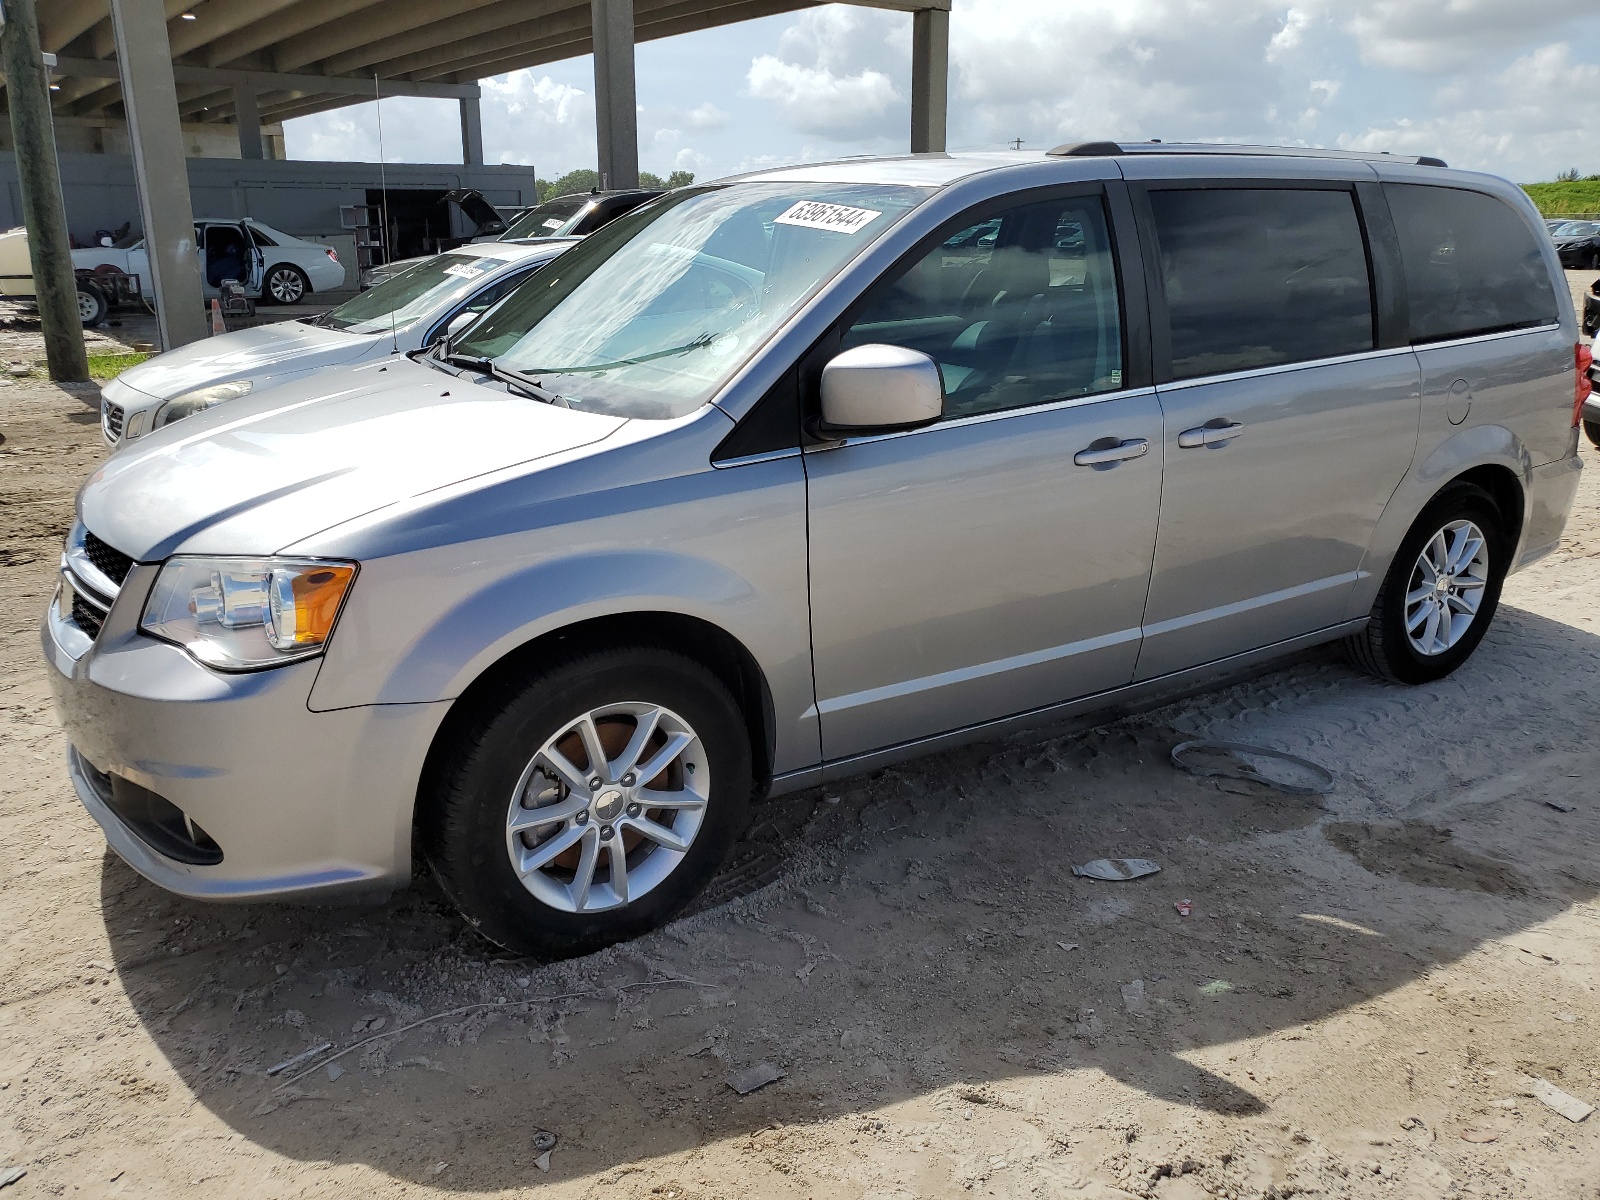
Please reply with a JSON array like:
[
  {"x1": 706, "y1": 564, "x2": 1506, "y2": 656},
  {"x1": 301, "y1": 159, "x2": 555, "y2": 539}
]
[{"x1": 2, "y1": 284, "x2": 1600, "y2": 1200}]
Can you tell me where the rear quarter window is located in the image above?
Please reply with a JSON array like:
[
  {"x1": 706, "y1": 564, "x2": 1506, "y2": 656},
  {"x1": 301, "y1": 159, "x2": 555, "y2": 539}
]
[{"x1": 1385, "y1": 184, "x2": 1557, "y2": 344}]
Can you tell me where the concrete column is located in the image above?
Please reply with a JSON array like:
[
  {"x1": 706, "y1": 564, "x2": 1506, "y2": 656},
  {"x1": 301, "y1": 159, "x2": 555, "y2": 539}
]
[
  {"x1": 590, "y1": 0, "x2": 638, "y2": 190},
  {"x1": 1, "y1": 0, "x2": 88, "y2": 380},
  {"x1": 459, "y1": 95, "x2": 484, "y2": 166},
  {"x1": 109, "y1": 0, "x2": 207, "y2": 349},
  {"x1": 234, "y1": 83, "x2": 263, "y2": 160},
  {"x1": 910, "y1": 7, "x2": 949, "y2": 154}
]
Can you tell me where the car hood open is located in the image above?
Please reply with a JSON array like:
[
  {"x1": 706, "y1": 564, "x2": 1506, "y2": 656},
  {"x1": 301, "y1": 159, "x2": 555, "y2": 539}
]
[
  {"x1": 79, "y1": 357, "x2": 626, "y2": 561},
  {"x1": 115, "y1": 320, "x2": 377, "y2": 402}
]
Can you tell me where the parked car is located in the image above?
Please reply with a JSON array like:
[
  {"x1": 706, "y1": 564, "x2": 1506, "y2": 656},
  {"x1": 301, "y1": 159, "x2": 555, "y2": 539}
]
[
  {"x1": 45, "y1": 145, "x2": 1582, "y2": 958},
  {"x1": 1550, "y1": 220, "x2": 1600, "y2": 269},
  {"x1": 0, "y1": 226, "x2": 144, "y2": 325},
  {"x1": 98, "y1": 239, "x2": 575, "y2": 447},
  {"x1": 358, "y1": 190, "x2": 661, "y2": 289},
  {"x1": 73, "y1": 217, "x2": 347, "y2": 305}
]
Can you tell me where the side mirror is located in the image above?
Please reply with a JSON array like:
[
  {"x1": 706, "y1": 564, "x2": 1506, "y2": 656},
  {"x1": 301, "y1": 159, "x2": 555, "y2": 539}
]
[
  {"x1": 820, "y1": 344, "x2": 943, "y2": 431},
  {"x1": 433, "y1": 310, "x2": 479, "y2": 349}
]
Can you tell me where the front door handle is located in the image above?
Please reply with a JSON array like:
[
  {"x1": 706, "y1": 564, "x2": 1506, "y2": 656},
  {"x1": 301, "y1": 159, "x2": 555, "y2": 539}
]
[
  {"x1": 1073, "y1": 437, "x2": 1149, "y2": 466},
  {"x1": 1177, "y1": 420, "x2": 1245, "y2": 449}
]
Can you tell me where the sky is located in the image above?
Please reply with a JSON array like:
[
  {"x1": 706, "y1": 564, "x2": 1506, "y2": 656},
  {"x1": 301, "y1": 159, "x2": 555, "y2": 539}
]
[{"x1": 282, "y1": 0, "x2": 1600, "y2": 187}]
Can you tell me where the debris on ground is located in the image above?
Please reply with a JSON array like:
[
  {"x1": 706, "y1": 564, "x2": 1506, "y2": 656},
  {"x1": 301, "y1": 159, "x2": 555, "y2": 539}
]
[
  {"x1": 1399, "y1": 1116, "x2": 1427, "y2": 1132},
  {"x1": 1545, "y1": 800, "x2": 1578, "y2": 813},
  {"x1": 1516, "y1": 1074, "x2": 1595, "y2": 1122},
  {"x1": 1072, "y1": 858, "x2": 1160, "y2": 881},
  {"x1": 533, "y1": 1130, "x2": 557, "y2": 1172},
  {"x1": 1199, "y1": 980, "x2": 1233, "y2": 997},
  {"x1": 0, "y1": 1167, "x2": 25, "y2": 1190},
  {"x1": 1056, "y1": 941, "x2": 1080, "y2": 952},
  {"x1": 1170, "y1": 739, "x2": 1335, "y2": 795},
  {"x1": 1459, "y1": 1126, "x2": 1502, "y2": 1143},
  {"x1": 726, "y1": 1063, "x2": 784, "y2": 1095},
  {"x1": 1175, "y1": 899, "x2": 1193, "y2": 916},
  {"x1": 1120, "y1": 980, "x2": 1147, "y2": 1012},
  {"x1": 266, "y1": 1041, "x2": 332, "y2": 1077},
  {"x1": 326, "y1": 1063, "x2": 345, "y2": 1082}
]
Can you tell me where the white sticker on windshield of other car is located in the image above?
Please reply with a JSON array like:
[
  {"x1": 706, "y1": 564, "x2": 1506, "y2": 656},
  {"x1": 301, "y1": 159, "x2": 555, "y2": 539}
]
[
  {"x1": 774, "y1": 201, "x2": 882, "y2": 235},
  {"x1": 442, "y1": 262, "x2": 486, "y2": 279},
  {"x1": 541, "y1": 218, "x2": 564, "y2": 230}
]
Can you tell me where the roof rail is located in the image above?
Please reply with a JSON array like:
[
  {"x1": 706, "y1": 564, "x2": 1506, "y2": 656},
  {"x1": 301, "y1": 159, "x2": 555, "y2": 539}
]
[{"x1": 1045, "y1": 140, "x2": 1447, "y2": 169}]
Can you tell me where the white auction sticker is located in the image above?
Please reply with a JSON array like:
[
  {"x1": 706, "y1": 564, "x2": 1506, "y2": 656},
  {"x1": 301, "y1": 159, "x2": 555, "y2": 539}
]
[
  {"x1": 442, "y1": 262, "x2": 486, "y2": 280},
  {"x1": 774, "y1": 201, "x2": 882, "y2": 235},
  {"x1": 541, "y1": 218, "x2": 564, "y2": 230}
]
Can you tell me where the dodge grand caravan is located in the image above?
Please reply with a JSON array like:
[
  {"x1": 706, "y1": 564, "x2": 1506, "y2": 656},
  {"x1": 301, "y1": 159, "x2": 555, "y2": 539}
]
[{"x1": 45, "y1": 144, "x2": 1584, "y2": 957}]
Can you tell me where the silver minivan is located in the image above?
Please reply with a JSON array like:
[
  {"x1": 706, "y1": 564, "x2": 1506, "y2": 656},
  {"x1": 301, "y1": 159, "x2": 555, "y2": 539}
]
[{"x1": 46, "y1": 144, "x2": 1584, "y2": 956}]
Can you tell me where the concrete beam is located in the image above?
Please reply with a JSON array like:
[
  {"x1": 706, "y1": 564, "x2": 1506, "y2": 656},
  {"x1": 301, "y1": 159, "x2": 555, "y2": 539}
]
[
  {"x1": 909, "y1": 5, "x2": 948, "y2": 153},
  {"x1": 167, "y1": 0, "x2": 308, "y2": 58},
  {"x1": 272, "y1": 0, "x2": 505, "y2": 73},
  {"x1": 591, "y1": 0, "x2": 637, "y2": 190},
  {"x1": 316, "y1": 0, "x2": 574, "y2": 78},
  {"x1": 51, "y1": 55, "x2": 482, "y2": 103},
  {"x1": 235, "y1": 84, "x2": 263, "y2": 158},
  {"x1": 200, "y1": 0, "x2": 386, "y2": 69},
  {"x1": 459, "y1": 95, "x2": 483, "y2": 165},
  {"x1": 108, "y1": 0, "x2": 208, "y2": 348},
  {"x1": 38, "y1": 0, "x2": 112, "y2": 54},
  {"x1": 88, "y1": 0, "x2": 187, "y2": 59}
]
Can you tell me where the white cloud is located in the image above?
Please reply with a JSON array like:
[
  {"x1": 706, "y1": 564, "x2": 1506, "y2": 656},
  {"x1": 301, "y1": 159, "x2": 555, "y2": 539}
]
[
  {"x1": 1342, "y1": 0, "x2": 1578, "y2": 72},
  {"x1": 482, "y1": 71, "x2": 596, "y2": 169},
  {"x1": 685, "y1": 102, "x2": 730, "y2": 131},
  {"x1": 746, "y1": 56, "x2": 900, "y2": 139},
  {"x1": 744, "y1": 6, "x2": 907, "y2": 142}
]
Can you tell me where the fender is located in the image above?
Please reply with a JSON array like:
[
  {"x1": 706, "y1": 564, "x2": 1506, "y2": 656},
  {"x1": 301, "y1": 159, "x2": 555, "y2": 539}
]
[{"x1": 1351, "y1": 421, "x2": 1533, "y2": 616}]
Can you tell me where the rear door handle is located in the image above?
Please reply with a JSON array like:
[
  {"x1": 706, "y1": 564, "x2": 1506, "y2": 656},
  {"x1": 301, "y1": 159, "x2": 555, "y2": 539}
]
[
  {"x1": 1073, "y1": 437, "x2": 1149, "y2": 466},
  {"x1": 1177, "y1": 421, "x2": 1245, "y2": 449}
]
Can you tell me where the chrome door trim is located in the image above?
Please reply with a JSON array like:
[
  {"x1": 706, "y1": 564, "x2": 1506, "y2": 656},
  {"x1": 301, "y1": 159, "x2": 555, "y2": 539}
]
[
  {"x1": 765, "y1": 617, "x2": 1369, "y2": 793},
  {"x1": 1409, "y1": 323, "x2": 1562, "y2": 352},
  {"x1": 1141, "y1": 570, "x2": 1368, "y2": 639},
  {"x1": 805, "y1": 625, "x2": 1144, "y2": 719},
  {"x1": 802, "y1": 386, "x2": 1160, "y2": 452},
  {"x1": 1157, "y1": 344, "x2": 1417, "y2": 393},
  {"x1": 710, "y1": 447, "x2": 803, "y2": 470}
]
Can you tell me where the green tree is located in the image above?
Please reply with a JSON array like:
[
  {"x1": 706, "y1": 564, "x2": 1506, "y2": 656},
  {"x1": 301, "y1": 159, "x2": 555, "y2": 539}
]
[
  {"x1": 535, "y1": 167, "x2": 695, "y2": 201},
  {"x1": 1557, "y1": 167, "x2": 1582, "y2": 183}
]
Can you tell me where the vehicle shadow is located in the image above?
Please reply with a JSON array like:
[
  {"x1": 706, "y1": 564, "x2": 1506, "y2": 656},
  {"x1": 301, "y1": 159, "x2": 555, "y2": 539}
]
[{"x1": 98, "y1": 604, "x2": 1600, "y2": 1190}]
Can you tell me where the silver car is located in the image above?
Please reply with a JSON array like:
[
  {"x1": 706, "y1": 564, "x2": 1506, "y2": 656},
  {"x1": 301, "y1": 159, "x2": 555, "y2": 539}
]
[
  {"x1": 46, "y1": 145, "x2": 1583, "y2": 957},
  {"x1": 99, "y1": 239, "x2": 575, "y2": 445}
]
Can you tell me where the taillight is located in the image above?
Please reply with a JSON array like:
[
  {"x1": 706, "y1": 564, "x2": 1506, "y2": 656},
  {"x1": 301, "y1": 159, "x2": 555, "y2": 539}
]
[
  {"x1": 325, "y1": 247, "x2": 339, "y2": 262},
  {"x1": 1575, "y1": 342, "x2": 1593, "y2": 427}
]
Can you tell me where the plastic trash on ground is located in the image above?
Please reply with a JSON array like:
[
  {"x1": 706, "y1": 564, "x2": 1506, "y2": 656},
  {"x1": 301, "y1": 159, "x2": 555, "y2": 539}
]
[
  {"x1": 1072, "y1": 858, "x2": 1160, "y2": 881},
  {"x1": 1171, "y1": 740, "x2": 1335, "y2": 795}
]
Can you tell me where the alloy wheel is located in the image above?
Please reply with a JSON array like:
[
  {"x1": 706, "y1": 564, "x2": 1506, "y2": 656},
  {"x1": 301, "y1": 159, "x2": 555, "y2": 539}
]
[
  {"x1": 267, "y1": 268, "x2": 305, "y2": 303},
  {"x1": 1404, "y1": 519, "x2": 1490, "y2": 656},
  {"x1": 504, "y1": 702, "x2": 709, "y2": 913}
]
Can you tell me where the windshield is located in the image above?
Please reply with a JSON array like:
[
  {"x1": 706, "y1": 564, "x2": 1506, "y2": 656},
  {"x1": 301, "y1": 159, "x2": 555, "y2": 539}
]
[
  {"x1": 453, "y1": 182, "x2": 927, "y2": 419},
  {"x1": 319, "y1": 252, "x2": 505, "y2": 334},
  {"x1": 1554, "y1": 221, "x2": 1599, "y2": 236},
  {"x1": 502, "y1": 196, "x2": 594, "y2": 240}
]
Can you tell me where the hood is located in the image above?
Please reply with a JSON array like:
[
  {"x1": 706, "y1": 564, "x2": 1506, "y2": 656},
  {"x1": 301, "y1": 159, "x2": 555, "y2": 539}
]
[
  {"x1": 79, "y1": 357, "x2": 627, "y2": 560},
  {"x1": 116, "y1": 321, "x2": 375, "y2": 401}
]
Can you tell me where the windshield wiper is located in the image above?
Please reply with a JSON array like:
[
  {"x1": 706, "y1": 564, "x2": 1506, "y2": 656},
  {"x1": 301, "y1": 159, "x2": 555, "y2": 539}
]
[
  {"x1": 439, "y1": 351, "x2": 568, "y2": 406},
  {"x1": 514, "y1": 332, "x2": 715, "y2": 376}
]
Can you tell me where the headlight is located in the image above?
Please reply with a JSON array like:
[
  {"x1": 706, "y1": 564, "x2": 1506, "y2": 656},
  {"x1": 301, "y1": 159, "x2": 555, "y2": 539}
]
[
  {"x1": 140, "y1": 557, "x2": 357, "y2": 670},
  {"x1": 152, "y1": 380, "x2": 253, "y2": 429}
]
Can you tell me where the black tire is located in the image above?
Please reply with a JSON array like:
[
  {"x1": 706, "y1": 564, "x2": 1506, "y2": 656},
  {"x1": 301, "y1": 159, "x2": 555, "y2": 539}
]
[
  {"x1": 261, "y1": 264, "x2": 309, "y2": 305},
  {"x1": 76, "y1": 280, "x2": 108, "y2": 326},
  {"x1": 1345, "y1": 482, "x2": 1508, "y2": 684},
  {"x1": 419, "y1": 645, "x2": 753, "y2": 958},
  {"x1": 1585, "y1": 419, "x2": 1600, "y2": 448}
]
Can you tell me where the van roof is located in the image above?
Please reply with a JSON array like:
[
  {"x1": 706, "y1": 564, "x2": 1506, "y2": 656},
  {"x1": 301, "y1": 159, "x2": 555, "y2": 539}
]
[{"x1": 735, "y1": 142, "x2": 1452, "y2": 190}]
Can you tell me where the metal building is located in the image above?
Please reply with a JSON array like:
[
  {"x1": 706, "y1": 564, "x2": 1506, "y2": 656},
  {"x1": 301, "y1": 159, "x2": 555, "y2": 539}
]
[{"x1": 23, "y1": 0, "x2": 951, "y2": 347}]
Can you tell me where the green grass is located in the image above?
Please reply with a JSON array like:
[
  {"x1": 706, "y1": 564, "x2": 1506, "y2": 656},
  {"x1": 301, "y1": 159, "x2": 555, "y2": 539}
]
[
  {"x1": 1523, "y1": 181, "x2": 1600, "y2": 216},
  {"x1": 85, "y1": 351, "x2": 151, "y2": 381}
]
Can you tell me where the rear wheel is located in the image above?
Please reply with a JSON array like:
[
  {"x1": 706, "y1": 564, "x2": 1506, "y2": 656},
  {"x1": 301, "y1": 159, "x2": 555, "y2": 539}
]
[
  {"x1": 76, "y1": 280, "x2": 107, "y2": 326},
  {"x1": 1345, "y1": 482, "x2": 1507, "y2": 684},
  {"x1": 419, "y1": 645, "x2": 752, "y2": 958},
  {"x1": 1585, "y1": 419, "x2": 1600, "y2": 448},
  {"x1": 262, "y1": 264, "x2": 309, "y2": 304}
]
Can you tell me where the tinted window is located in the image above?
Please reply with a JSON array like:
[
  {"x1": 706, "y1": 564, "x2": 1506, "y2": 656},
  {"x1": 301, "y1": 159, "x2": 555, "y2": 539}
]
[
  {"x1": 247, "y1": 226, "x2": 278, "y2": 248},
  {"x1": 842, "y1": 194, "x2": 1124, "y2": 419},
  {"x1": 1386, "y1": 184, "x2": 1558, "y2": 343},
  {"x1": 1150, "y1": 188, "x2": 1374, "y2": 380}
]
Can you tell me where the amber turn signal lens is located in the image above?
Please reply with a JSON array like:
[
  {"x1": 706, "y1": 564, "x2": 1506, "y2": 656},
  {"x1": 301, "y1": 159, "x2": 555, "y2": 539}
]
[{"x1": 268, "y1": 564, "x2": 356, "y2": 649}]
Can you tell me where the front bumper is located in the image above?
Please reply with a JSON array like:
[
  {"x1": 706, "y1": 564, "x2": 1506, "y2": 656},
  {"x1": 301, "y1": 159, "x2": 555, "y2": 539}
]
[{"x1": 43, "y1": 563, "x2": 449, "y2": 901}]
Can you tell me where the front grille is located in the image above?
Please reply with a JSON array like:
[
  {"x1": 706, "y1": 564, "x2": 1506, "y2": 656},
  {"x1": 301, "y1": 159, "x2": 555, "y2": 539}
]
[
  {"x1": 70, "y1": 591, "x2": 107, "y2": 639},
  {"x1": 102, "y1": 399, "x2": 125, "y2": 442},
  {"x1": 82, "y1": 530, "x2": 133, "y2": 588}
]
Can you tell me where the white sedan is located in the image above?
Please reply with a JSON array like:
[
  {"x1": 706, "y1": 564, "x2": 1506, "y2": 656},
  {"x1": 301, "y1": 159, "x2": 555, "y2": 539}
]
[
  {"x1": 99, "y1": 239, "x2": 575, "y2": 446},
  {"x1": 74, "y1": 218, "x2": 347, "y2": 305}
]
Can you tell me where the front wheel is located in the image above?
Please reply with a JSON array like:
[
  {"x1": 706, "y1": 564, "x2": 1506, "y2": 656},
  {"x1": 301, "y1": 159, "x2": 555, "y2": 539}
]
[
  {"x1": 77, "y1": 281, "x2": 108, "y2": 326},
  {"x1": 262, "y1": 264, "x2": 309, "y2": 304},
  {"x1": 1345, "y1": 482, "x2": 1507, "y2": 684},
  {"x1": 419, "y1": 645, "x2": 752, "y2": 958}
]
